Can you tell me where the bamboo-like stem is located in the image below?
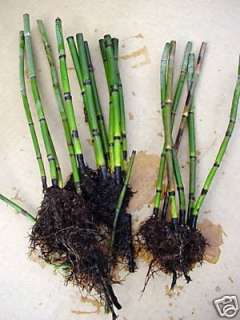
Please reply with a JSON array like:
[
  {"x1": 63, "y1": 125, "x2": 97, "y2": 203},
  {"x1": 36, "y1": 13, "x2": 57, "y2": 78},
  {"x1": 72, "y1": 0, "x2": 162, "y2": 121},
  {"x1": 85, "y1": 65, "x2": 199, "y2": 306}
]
[
  {"x1": 84, "y1": 41, "x2": 109, "y2": 161},
  {"x1": 171, "y1": 41, "x2": 192, "y2": 125},
  {"x1": 37, "y1": 20, "x2": 81, "y2": 193},
  {"x1": 99, "y1": 39, "x2": 115, "y2": 172},
  {"x1": 47, "y1": 126, "x2": 63, "y2": 187},
  {"x1": 161, "y1": 43, "x2": 206, "y2": 222},
  {"x1": 55, "y1": 18, "x2": 85, "y2": 173},
  {"x1": 112, "y1": 38, "x2": 127, "y2": 169},
  {"x1": 0, "y1": 193, "x2": 36, "y2": 222},
  {"x1": 162, "y1": 41, "x2": 178, "y2": 225},
  {"x1": 19, "y1": 31, "x2": 47, "y2": 192},
  {"x1": 154, "y1": 42, "x2": 191, "y2": 216},
  {"x1": 23, "y1": 13, "x2": 59, "y2": 187},
  {"x1": 187, "y1": 53, "x2": 196, "y2": 221},
  {"x1": 174, "y1": 42, "x2": 207, "y2": 150},
  {"x1": 104, "y1": 35, "x2": 122, "y2": 183},
  {"x1": 110, "y1": 150, "x2": 136, "y2": 254},
  {"x1": 153, "y1": 43, "x2": 170, "y2": 216},
  {"x1": 190, "y1": 58, "x2": 240, "y2": 229},
  {"x1": 75, "y1": 33, "x2": 107, "y2": 177}
]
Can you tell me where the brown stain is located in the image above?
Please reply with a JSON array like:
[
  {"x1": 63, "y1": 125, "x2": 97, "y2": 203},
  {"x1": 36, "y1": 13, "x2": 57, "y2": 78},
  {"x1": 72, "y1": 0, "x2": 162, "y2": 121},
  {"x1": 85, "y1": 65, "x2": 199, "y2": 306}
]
[
  {"x1": 128, "y1": 151, "x2": 160, "y2": 211},
  {"x1": 128, "y1": 112, "x2": 134, "y2": 120},
  {"x1": 203, "y1": 209, "x2": 211, "y2": 214},
  {"x1": 198, "y1": 219, "x2": 224, "y2": 264},
  {"x1": 157, "y1": 132, "x2": 163, "y2": 137},
  {"x1": 165, "y1": 285, "x2": 184, "y2": 298},
  {"x1": 71, "y1": 296, "x2": 102, "y2": 315},
  {"x1": 12, "y1": 190, "x2": 23, "y2": 202},
  {"x1": 120, "y1": 46, "x2": 150, "y2": 68},
  {"x1": 28, "y1": 252, "x2": 47, "y2": 269},
  {"x1": 134, "y1": 33, "x2": 144, "y2": 39}
]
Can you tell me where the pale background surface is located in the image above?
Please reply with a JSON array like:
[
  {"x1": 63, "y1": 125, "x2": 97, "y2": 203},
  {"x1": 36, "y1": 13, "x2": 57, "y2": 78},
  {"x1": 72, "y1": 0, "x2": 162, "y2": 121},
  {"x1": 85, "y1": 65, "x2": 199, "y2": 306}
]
[{"x1": 0, "y1": 1, "x2": 240, "y2": 319}]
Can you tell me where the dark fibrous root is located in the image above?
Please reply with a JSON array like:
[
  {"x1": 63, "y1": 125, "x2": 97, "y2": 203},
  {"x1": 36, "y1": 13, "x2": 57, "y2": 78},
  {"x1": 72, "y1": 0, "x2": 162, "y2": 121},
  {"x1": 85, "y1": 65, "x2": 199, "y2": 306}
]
[
  {"x1": 66, "y1": 168, "x2": 135, "y2": 271},
  {"x1": 30, "y1": 187, "x2": 121, "y2": 318},
  {"x1": 137, "y1": 215, "x2": 206, "y2": 289}
]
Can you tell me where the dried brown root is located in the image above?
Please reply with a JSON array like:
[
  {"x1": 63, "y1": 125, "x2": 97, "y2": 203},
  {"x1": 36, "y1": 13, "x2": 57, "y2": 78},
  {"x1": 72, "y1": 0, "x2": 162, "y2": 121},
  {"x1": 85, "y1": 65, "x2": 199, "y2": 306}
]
[
  {"x1": 137, "y1": 215, "x2": 206, "y2": 290},
  {"x1": 30, "y1": 187, "x2": 121, "y2": 318}
]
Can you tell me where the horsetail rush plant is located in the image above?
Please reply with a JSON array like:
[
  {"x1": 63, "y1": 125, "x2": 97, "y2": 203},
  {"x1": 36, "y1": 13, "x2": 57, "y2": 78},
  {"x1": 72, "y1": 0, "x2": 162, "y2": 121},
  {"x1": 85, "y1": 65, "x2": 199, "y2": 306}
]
[
  {"x1": 138, "y1": 41, "x2": 240, "y2": 290},
  {"x1": 0, "y1": 14, "x2": 136, "y2": 320}
]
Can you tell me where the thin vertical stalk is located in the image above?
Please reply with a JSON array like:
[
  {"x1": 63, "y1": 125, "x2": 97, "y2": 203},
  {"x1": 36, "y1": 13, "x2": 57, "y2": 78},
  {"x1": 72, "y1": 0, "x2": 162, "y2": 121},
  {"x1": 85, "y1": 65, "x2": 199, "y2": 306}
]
[
  {"x1": 187, "y1": 53, "x2": 196, "y2": 221},
  {"x1": 162, "y1": 41, "x2": 178, "y2": 226},
  {"x1": 112, "y1": 38, "x2": 127, "y2": 169},
  {"x1": 110, "y1": 151, "x2": 136, "y2": 254},
  {"x1": 153, "y1": 42, "x2": 170, "y2": 216},
  {"x1": 190, "y1": 58, "x2": 240, "y2": 229},
  {"x1": 19, "y1": 31, "x2": 47, "y2": 192},
  {"x1": 84, "y1": 41, "x2": 109, "y2": 161},
  {"x1": 99, "y1": 39, "x2": 114, "y2": 172},
  {"x1": 0, "y1": 193, "x2": 36, "y2": 222},
  {"x1": 174, "y1": 42, "x2": 207, "y2": 150},
  {"x1": 76, "y1": 33, "x2": 107, "y2": 177},
  {"x1": 55, "y1": 18, "x2": 85, "y2": 173},
  {"x1": 171, "y1": 41, "x2": 192, "y2": 125},
  {"x1": 23, "y1": 13, "x2": 58, "y2": 187},
  {"x1": 104, "y1": 35, "x2": 122, "y2": 184},
  {"x1": 37, "y1": 20, "x2": 81, "y2": 193}
]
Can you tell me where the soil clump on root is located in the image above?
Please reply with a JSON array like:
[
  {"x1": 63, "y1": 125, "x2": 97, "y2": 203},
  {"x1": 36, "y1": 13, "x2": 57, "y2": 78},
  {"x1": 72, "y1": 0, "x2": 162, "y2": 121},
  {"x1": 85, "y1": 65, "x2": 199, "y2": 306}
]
[{"x1": 138, "y1": 215, "x2": 206, "y2": 289}]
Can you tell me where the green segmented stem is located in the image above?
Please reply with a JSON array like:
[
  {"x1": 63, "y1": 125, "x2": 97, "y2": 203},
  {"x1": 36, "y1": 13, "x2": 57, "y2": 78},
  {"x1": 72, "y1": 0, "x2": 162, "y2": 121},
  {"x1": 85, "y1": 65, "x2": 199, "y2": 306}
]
[
  {"x1": 0, "y1": 193, "x2": 36, "y2": 222},
  {"x1": 19, "y1": 31, "x2": 47, "y2": 192},
  {"x1": 84, "y1": 41, "x2": 109, "y2": 161},
  {"x1": 174, "y1": 42, "x2": 207, "y2": 150},
  {"x1": 37, "y1": 20, "x2": 81, "y2": 193},
  {"x1": 104, "y1": 35, "x2": 122, "y2": 183},
  {"x1": 55, "y1": 18, "x2": 85, "y2": 173},
  {"x1": 187, "y1": 53, "x2": 196, "y2": 220},
  {"x1": 154, "y1": 42, "x2": 191, "y2": 216},
  {"x1": 161, "y1": 43, "x2": 206, "y2": 222},
  {"x1": 23, "y1": 14, "x2": 59, "y2": 187},
  {"x1": 162, "y1": 41, "x2": 178, "y2": 223},
  {"x1": 171, "y1": 41, "x2": 192, "y2": 124},
  {"x1": 153, "y1": 42, "x2": 170, "y2": 215},
  {"x1": 99, "y1": 39, "x2": 110, "y2": 90},
  {"x1": 110, "y1": 150, "x2": 136, "y2": 255},
  {"x1": 47, "y1": 126, "x2": 63, "y2": 187},
  {"x1": 112, "y1": 38, "x2": 127, "y2": 168},
  {"x1": 190, "y1": 58, "x2": 240, "y2": 229},
  {"x1": 99, "y1": 39, "x2": 114, "y2": 172},
  {"x1": 75, "y1": 33, "x2": 107, "y2": 177}
]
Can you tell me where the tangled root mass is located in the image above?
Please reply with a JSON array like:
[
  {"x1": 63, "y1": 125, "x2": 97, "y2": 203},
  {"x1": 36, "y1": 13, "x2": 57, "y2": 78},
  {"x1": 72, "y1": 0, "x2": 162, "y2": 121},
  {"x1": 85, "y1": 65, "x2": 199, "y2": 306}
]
[
  {"x1": 138, "y1": 215, "x2": 206, "y2": 289},
  {"x1": 30, "y1": 169, "x2": 134, "y2": 318}
]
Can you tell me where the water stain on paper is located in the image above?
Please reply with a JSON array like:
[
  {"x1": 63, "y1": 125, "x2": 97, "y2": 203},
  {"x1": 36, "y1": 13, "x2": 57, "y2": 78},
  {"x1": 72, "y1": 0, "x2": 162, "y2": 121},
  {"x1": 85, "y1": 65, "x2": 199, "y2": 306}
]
[
  {"x1": 71, "y1": 296, "x2": 102, "y2": 315},
  {"x1": 120, "y1": 46, "x2": 150, "y2": 68},
  {"x1": 12, "y1": 190, "x2": 23, "y2": 202},
  {"x1": 198, "y1": 219, "x2": 224, "y2": 264},
  {"x1": 28, "y1": 252, "x2": 47, "y2": 269},
  {"x1": 128, "y1": 112, "x2": 134, "y2": 120},
  {"x1": 128, "y1": 151, "x2": 160, "y2": 211},
  {"x1": 165, "y1": 285, "x2": 184, "y2": 298}
]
